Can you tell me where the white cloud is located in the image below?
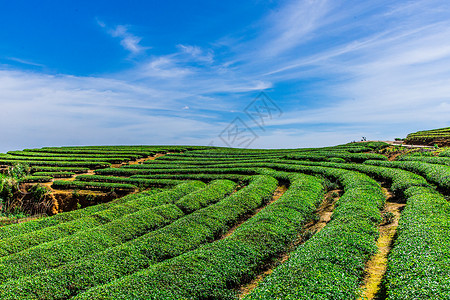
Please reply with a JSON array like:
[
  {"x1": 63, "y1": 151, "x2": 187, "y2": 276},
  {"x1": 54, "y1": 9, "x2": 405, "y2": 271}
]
[
  {"x1": 261, "y1": 0, "x2": 332, "y2": 57},
  {"x1": 5, "y1": 57, "x2": 44, "y2": 67},
  {"x1": 141, "y1": 56, "x2": 193, "y2": 78},
  {"x1": 0, "y1": 69, "x2": 225, "y2": 152},
  {"x1": 110, "y1": 25, "x2": 145, "y2": 54},
  {"x1": 3, "y1": 1, "x2": 450, "y2": 152},
  {"x1": 177, "y1": 44, "x2": 214, "y2": 63},
  {"x1": 98, "y1": 21, "x2": 147, "y2": 55}
]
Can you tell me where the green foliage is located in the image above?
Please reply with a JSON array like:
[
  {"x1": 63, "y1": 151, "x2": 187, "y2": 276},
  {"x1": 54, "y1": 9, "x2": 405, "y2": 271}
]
[
  {"x1": 52, "y1": 180, "x2": 138, "y2": 192},
  {"x1": 31, "y1": 166, "x2": 89, "y2": 173},
  {"x1": 404, "y1": 126, "x2": 450, "y2": 145},
  {"x1": 365, "y1": 160, "x2": 450, "y2": 192},
  {"x1": 385, "y1": 186, "x2": 450, "y2": 299},
  {"x1": 28, "y1": 184, "x2": 51, "y2": 204},
  {"x1": 68, "y1": 174, "x2": 322, "y2": 299},
  {"x1": 74, "y1": 175, "x2": 184, "y2": 188},
  {"x1": 398, "y1": 155, "x2": 450, "y2": 166},
  {"x1": 0, "y1": 181, "x2": 204, "y2": 282},
  {"x1": 245, "y1": 172, "x2": 384, "y2": 299},
  {"x1": 175, "y1": 179, "x2": 236, "y2": 213},
  {"x1": 32, "y1": 171, "x2": 75, "y2": 178},
  {"x1": 0, "y1": 142, "x2": 447, "y2": 299},
  {"x1": 19, "y1": 176, "x2": 52, "y2": 183},
  {"x1": 0, "y1": 176, "x2": 275, "y2": 299},
  {"x1": 0, "y1": 175, "x2": 18, "y2": 215},
  {"x1": 0, "y1": 159, "x2": 111, "y2": 169},
  {"x1": 287, "y1": 151, "x2": 388, "y2": 163},
  {"x1": 328, "y1": 157, "x2": 346, "y2": 163},
  {"x1": 6, "y1": 163, "x2": 30, "y2": 179},
  {"x1": 382, "y1": 211, "x2": 395, "y2": 225},
  {"x1": 0, "y1": 189, "x2": 160, "y2": 240}
]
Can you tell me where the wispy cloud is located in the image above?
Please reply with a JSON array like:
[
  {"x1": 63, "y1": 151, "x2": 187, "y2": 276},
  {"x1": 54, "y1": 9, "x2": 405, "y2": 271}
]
[
  {"x1": 0, "y1": 68, "x2": 225, "y2": 152},
  {"x1": 257, "y1": 2, "x2": 450, "y2": 139},
  {"x1": 2, "y1": 1, "x2": 450, "y2": 152},
  {"x1": 97, "y1": 20, "x2": 148, "y2": 55},
  {"x1": 177, "y1": 44, "x2": 214, "y2": 64},
  {"x1": 260, "y1": 0, "x2": 332, "y2": 57},
  {"x1": 5, "y1": 57, "x2": 44, "y2": 67}
]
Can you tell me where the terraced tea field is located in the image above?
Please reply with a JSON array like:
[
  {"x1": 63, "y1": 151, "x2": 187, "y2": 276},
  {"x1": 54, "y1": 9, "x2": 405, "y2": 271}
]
[
  {"x1": 404, "y1": 126, "x2": 450, "y2": 146},
  {"x1": 0, "y1": 142, "x2": 449, "y2": 299}
]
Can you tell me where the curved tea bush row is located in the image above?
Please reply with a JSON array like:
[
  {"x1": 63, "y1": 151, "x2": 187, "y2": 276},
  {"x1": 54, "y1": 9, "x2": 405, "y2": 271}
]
[
  {"x1": 0, "y1": 159, "x2": 111, "y2": 169},
  {"x1": 18, "y1": 176, "x2": 52, "y2": 183},
  {"x1": 365, "y1": 160, "x2": 450, "y2": 192},
  {"x1": 1, "y1": 155, "x2": 130, "y2": 164},
  {"x1": 74, "y1": 170, "x2": 382, "y2": 299},
  {"x1": 7, "y1": 150, "x2": 141, "y2": 160},
  {"x1": 0, "y1": 181, "x2": 207, "y2": 257},
  {"x1": 152, "y1": 155, "x2": 280, "y2": 163},
  {"x1": 0, "y1": 188, "x2": 167, "y2": 240},
  {"x1": 0, "y1": 176, "x2": 275, "y2": 299},
  {"x1": 95, "y1": 166, "x2": 258, "y2": 176},
  {"x1": 246, "y1": 171, "x2": 385, "y2": 299},
  {"x1": 398, "y1": 155, "x2": 450, "y2": 166},
  {"x1": 440, "y1": 148, "x2": 450, "y2": 157},
  {"x1": 43, "y1": 145, "x2": 198, "y2": 152},
  {"x1": 159, "y1": 152, "x2": 284, "y2": 159},
  {"x1": 130, "y1": 173, "x2": 249, "y2": 183},
  {"x1": 405, "y1": 127, "x2": 450, "y2": 145},
  {"x1": 286, "y1": 151, "x2": 387, "y2": 163},
  {"x1": 208, "y1": 161, "x2": 429, "y2": 196},
  {"x1": 31, "y1": 166, "x2": 89, "y2": 174},
  {"x1": 295, "y1": 161, "x2": 429, "y2": 195},
  {"x1": 0, "y1": 204, "x2": 179, "y2": 282},
  {"x1": 385, "y1": 186, "x2": 450, "y2": 299},
  {"x1": 127, "y1": 159, "x2": 275, "y2": 168},
  {"x1": 32, "y1": 172, "x2": 75, "y2": 178},
  {"x1": 52, "y1": 181, "x2": 138, "y2": 192},
  {"x1": 0, "y1": 182, "x2": 208, "y2": 283},
  {"x1": 175, "y1": 179, "x2": 236, "y2": 213},
  {"x1": 24, "y1": 148, "x2": 155, "y2": 157},
  {"x1": 73, "y1": 175, "x2": 184, "y2": 188}
]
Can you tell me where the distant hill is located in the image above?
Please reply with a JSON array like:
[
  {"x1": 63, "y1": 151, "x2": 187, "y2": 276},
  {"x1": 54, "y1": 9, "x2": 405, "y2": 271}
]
[{"x1": 405, "y1": 127, "x2": 450, "y2": 146}]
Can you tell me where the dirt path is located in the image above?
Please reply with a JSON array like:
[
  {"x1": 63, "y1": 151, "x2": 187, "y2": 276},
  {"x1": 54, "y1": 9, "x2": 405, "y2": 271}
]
[
  {"x1": 383, "y1": 141, "x2": 435, "y2": 149},
  {"x1": 220, "y1": 185, "x2": 288, "y2": 240},
  {"x1": 125, "y1": 153, "x2": 165, "y2": 166},
  {"x1": 237, "y1": 189, "x2": 341, "y2": 299},
  {"x1": 388, "y1": 152, "x2": 402, "y2": 161},
  {"x1": 358, "y1": 188, "x2": 405, "y2": 300}
]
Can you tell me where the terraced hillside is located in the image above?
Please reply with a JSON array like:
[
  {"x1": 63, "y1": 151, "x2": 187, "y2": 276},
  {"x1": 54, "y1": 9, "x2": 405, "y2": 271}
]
[
  {"x1": 0, "y1": 142, "x2": 449, "y2": 299},
  {"x1": 404, "y1": 126, "x2": 450, "y2": 146}
]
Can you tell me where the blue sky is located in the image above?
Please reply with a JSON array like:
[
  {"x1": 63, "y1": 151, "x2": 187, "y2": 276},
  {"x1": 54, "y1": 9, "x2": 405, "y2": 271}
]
[{"x1": 1, "y1": 0, "x2": 450, "y2": 152}]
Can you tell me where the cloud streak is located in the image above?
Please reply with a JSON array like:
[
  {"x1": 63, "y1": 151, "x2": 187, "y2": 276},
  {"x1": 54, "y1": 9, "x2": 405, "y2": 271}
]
[
  {"x1": 98, "y1": 20, "x2": 147, "y2": 55},
  {"x1": 2, "y1": 0, "x2": 450, "y2": 152}
]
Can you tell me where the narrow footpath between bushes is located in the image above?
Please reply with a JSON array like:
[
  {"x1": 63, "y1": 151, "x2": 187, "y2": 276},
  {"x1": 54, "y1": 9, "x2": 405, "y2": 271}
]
[
  {"x1": 237, "y1": 188, "x2": 342, "y2": 299},
  {"x1": 357, "y1": 187, "x2": 405, "y2": 300},
  {"x1": 220, "y1": 185, "x2": 288, "y2": 239}
]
